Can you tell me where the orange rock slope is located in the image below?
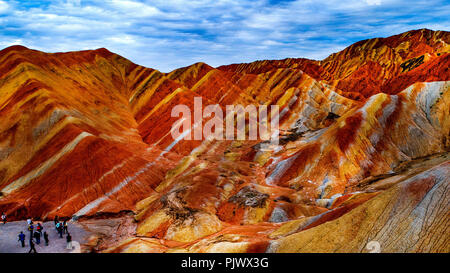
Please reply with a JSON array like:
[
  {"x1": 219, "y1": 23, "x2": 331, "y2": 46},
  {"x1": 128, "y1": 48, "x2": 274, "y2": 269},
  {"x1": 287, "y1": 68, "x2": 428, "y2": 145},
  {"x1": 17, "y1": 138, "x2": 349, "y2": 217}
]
[{"x1": 0, "y1": 29, "x2": 449, "y2": 253}]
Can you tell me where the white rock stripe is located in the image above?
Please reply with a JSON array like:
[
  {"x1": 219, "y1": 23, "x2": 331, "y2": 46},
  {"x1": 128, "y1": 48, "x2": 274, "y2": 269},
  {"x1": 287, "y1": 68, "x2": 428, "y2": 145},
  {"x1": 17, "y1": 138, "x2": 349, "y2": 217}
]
[
  {"x1": 265, "y1": 155, "x2": 298, "y2": 185},
  {"x1": 97, "y1": 159, "x2": 129, "y2": 183},
  {"x1": 73, "y1": 157, "x2": 164, "y2": 217},
  {"x1": 73, "y1": 142, "x2": 179, "y2": 217},
  {"x1": 74, "y1": 132, "x2": 182, "y2": 217},
  {"x1": 0, "y1": 132, "x2": 93, "y2": 195},
  {"x1": 46, "y1": 157, "x2": 134, "y2": 217},
  {"x1": 154, "y1": 117, "x2": 187, "y2": 147},
  {"x1": 164, "y1": 119, "x2": 203, "y2": 153}
]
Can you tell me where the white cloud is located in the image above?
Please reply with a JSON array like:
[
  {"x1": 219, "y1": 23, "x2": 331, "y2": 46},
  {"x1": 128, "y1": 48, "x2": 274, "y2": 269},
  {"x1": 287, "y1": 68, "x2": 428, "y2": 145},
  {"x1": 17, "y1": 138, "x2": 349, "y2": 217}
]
[
  {"x1": 109, "y1": 0, "x2": 162, "y2": 17},
  {"x1": 365, "y1": 0, "x2": 382, "y2": 5},
  {"x1": 0, "y1": 39, "x2": 24, "y2": 48},
  {"x1": 107, "y1": 35, "x2": 139, "y2": 45},
  {"x1": 0, "y1": 0, "x2": 9, "y2": 13}
]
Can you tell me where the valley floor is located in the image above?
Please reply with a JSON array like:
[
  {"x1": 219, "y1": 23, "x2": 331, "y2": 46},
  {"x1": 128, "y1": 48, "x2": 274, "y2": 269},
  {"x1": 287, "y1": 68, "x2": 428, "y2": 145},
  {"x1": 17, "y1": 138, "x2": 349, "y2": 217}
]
[{"x1": 0, "y1": 221, "x2": 88, "y2": 253}]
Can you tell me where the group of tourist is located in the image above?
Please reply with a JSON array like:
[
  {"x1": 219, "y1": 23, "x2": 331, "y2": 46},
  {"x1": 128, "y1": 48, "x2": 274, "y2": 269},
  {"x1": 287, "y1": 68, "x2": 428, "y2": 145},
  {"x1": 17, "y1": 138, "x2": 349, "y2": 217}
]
[
  {"x1": 13, "y1": 215, "x2": 73, "y2": 253},
  {"x1": 54, "y1": 216, "x2": 72, "y2": 249}
]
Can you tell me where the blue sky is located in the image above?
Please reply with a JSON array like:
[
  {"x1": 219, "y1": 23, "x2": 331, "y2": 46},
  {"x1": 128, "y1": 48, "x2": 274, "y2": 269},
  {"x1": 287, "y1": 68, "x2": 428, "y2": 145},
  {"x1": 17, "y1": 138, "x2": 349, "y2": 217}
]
[{"x1": 0, "y1": 0, "x2": 449, "y2": 72}]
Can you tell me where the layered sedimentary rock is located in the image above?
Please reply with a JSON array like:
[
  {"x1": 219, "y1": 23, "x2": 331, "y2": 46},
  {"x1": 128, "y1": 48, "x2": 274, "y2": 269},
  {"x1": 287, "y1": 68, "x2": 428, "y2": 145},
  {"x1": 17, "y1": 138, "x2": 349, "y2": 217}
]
[
  {"x1": 0, "y1": 29, "x2": 449, "y2": 253},
  {"x1": 0, "y1": 46, "x2": 182, "y2": 219},
  {"x1": 269, "y1": 158, "x2": 450, "y2": 253},
  {"x1": 219, "y1": 29, "x2": 450, "y2": 100}
]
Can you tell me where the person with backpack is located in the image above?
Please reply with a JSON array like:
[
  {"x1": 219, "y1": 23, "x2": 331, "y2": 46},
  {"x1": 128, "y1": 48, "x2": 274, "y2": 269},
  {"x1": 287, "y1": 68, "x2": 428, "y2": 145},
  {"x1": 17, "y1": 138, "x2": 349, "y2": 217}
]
[
  {"x1": 55, "y1": 221, "x2": 60, "y2": 233},
  {"x1": 43, "y1": 232, "x2": 49, "y2": 246},
  {"x1": 1, "y1": 212, "x2": 6, "y2": 224},
  {"x1": 57, "y1": 223, "x2": 63, "y2": 238},
  {"x1": 36, "y1": 223, "x2": 43, "y2": 236},
  {"x1": 18, "y1": 232, "x2": 26, "y2": 247},
  {"x1": 28, "y1": 223, "x2": 34, "y2": 238},
  {"x1": 34, "y1": 230, "x2": 41, "y2": 244},
  {"x1": 28, "y1": 238, "x2": 37, "y2": 253},
  {"x1": 66, "y1": 233, "x2": 72, "y2": 250}
]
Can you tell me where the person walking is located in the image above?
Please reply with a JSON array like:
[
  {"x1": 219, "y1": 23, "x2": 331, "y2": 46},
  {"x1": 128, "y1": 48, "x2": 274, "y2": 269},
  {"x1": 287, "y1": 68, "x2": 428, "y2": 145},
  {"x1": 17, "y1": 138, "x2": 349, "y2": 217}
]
[
  {"x1": 28, "y1": 223, "x2": 34, "y2": 238},
  {"x1": 27, "y1": 218, "x2": 32, "y2": 226},
  {"x1": 36, "y1": 223, "x2": 43, "y2": 236},
  {"x1": 58, "y1": 223, "x2": 63, "y2": 238},
  {"x1": 43, "y1": 231, "x2": 49, "y2": 246},
  {"x1": 28, "y1": 238, "x2": 37, "y2": 253},
  {"x1": 63, "y1": 220, "x2": 68, "y2": 234},
  {"x1": 1, "y1": 212, "x2": 6, "y2": 224},
  {"x1": 34, "y1": 230, "x2": 41, "y2": 244},
  {"x1": 66, "y1": 233, "x2": 72, "y2": 250},
  {"x1": 55, "y1": 221, "x2": 60, "y2": 235},
  {"x1": 18, "y1": 232, "x2": 26, "y2": 247},
  {"x1": 54, "y1": 215, "x2": 59, "y2": 226}
]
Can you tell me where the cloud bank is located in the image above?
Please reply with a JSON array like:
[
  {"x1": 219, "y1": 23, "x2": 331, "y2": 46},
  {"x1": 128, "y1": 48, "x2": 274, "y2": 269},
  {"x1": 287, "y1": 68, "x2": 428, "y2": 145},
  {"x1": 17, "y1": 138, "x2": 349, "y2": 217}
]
[{"x1": 0, "y1": 0, "x2": 448, "y2": 72}]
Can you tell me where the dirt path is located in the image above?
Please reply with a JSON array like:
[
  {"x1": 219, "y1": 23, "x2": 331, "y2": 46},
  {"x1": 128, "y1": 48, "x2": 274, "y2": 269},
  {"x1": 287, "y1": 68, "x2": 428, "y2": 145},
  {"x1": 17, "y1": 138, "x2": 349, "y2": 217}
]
[{"x1": 0, "y1": 220, "x2": 88, "y2": 253}]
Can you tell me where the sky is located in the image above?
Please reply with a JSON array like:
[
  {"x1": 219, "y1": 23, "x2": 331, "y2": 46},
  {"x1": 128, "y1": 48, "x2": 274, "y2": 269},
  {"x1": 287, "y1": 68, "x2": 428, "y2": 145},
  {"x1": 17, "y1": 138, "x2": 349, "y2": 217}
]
[{"x1": 0, "y1": 0, "x2": 449, "y2": 72}]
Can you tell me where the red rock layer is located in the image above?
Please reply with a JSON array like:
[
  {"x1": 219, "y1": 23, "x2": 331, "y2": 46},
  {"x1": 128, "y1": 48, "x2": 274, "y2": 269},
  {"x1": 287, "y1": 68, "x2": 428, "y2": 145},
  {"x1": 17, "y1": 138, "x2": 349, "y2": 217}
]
[
  {"x1": 0, "y1": 29, "x2": 448, "y2": 253},
  {"x1": 219, "y1": 29, "x2": 450, "y2": 100}
]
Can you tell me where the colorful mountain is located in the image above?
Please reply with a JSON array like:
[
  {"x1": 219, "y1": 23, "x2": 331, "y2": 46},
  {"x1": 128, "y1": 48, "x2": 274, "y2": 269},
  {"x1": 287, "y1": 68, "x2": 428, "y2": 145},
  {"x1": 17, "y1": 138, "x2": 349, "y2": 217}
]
[{"x1": 0, "y1": 28, "x2": 448, "y2": 253}]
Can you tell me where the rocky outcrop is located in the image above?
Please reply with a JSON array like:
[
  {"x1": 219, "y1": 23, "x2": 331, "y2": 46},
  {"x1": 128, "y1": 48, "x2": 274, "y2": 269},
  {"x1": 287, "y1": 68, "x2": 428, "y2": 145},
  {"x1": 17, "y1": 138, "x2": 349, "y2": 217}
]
[{"x1": 269, "y1": 160, "x2": 449, "y2": 253}]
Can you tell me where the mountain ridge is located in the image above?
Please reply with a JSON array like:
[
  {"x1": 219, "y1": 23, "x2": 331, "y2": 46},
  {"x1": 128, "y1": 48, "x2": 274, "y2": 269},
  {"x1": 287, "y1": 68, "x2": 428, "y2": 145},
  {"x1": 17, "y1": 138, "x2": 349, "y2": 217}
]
[{"x1": 0, "y1": 29, "x2": 448, "y2": 253}]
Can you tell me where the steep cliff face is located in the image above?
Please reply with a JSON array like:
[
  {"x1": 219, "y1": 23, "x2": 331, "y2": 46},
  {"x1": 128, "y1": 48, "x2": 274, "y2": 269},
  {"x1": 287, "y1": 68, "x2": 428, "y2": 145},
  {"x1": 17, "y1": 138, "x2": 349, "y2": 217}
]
[{"x1": 0, "y1": 29, "x2": 448, "y2": 253}]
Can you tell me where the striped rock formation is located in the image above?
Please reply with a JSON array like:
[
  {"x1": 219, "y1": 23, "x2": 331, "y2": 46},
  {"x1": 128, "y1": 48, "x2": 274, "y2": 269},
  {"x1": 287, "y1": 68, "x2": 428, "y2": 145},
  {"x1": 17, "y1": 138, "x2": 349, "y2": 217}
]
[{"x1": 0, "y1": 29, "x2": 448, "y2": 253}]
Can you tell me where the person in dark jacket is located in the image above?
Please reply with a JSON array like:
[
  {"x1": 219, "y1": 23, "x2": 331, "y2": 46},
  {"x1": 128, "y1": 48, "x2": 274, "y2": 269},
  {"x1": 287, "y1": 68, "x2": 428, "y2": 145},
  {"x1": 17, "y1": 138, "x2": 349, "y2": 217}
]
[
  {"x1": 18, "y1": 232, "x2": 26, "y2": 247},
  {"x1": 63, "y1": 220, "x2": 68, "y2": 234},
  {"x1": 28, "y1": 239, "x2": 37, "y2": 253},
  {"x1": 34, "y1": 231, "x2": 41, "y2": 244},
  {"x1": 54, "y1": 215, "x2": 59, "y2": 226},
  {"x1": 58, "y1": 224, "x2": 63, "y2": 238},
  {"x1": 36, "y1": 223, "x2": 43, "y2": 236},
  {"x1": 66, "y1": 233, "x2": 72, "y2": 250},
  {"x1": 43, "y1": 232, "x2": 49, "y2": 246}
]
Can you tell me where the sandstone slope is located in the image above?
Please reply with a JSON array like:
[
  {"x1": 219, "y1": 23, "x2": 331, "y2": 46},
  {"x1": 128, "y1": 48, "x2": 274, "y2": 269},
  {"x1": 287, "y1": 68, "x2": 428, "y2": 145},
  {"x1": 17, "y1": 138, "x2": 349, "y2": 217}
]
[{"x1": 0, "y1": 29, "x2": 448, "y2": 253}]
